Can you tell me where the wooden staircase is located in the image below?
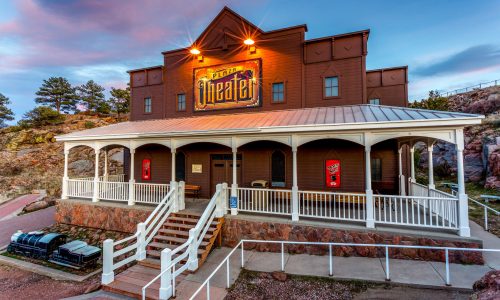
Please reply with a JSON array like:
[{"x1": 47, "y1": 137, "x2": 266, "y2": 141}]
[{"x1": 103, "y1": 211, "x2": 224, "y2": 299}]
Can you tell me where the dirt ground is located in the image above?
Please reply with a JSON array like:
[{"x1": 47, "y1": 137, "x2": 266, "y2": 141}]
[
  {"x1": 0, "y1": 264, "x2": 100, "y2": 300},
  {"x1": 225, "y1": 270, "x2": 471, "y2": 300}
]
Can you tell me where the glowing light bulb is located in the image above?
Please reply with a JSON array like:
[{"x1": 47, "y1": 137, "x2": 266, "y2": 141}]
[
  {"x1": 190, "y1": 48, "x2": 200, "y2": 55},
  {"x1": 244, "y1": 38, "x2": 255, "y2": 45}
]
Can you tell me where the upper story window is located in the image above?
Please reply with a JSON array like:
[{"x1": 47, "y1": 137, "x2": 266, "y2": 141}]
[
  {"x1": 324, "y1": 76, "x2": 339, "y2": 98},
  {"x1": 272, "y1": 82, "x2": 285, "y2": 103},
  {"x1": 369, "y1": 98, "x2": 380, "y2": 105},
  {"x1": 177, "y1": 94, "x2": 186, "y2": 111},
  {"x1": 371, "y1": 158, "x2": 382, "y2": 181},
  {"x1": 144, "y1": 97, "x2": 152, "y2": 113}
]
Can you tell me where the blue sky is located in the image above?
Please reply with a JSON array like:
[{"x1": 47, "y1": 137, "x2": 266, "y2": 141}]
[{"x1": 1, "y1": 0, "x2": 499, "y2": 123}]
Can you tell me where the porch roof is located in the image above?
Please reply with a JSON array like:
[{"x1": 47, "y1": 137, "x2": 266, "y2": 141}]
[{"x1": 56, "y1": 104, "x2": 483, "y2": 141}]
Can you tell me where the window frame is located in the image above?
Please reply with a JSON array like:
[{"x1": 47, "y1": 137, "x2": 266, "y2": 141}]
[
  {"x1": 369, "y1": 98, "x2": 381, "y2": 105},
  {"x1": 271, "y1": 150, "x2": 286, "y2": 187},
  {"x1": 176, "y1": 93, "x2": 186, "y2": 112},
  {"x1": 271, "y1": 82, "x2": 286, "y2": 104},
  {"x1": 323, "y1": 76, "x2": 340, "y2": 99},
  {"x1": 144, "y1": 97, "x2": 152, "y2": 114},
  {"x1": 371, "y1": 157, "x2": 382, "y2": 181}
]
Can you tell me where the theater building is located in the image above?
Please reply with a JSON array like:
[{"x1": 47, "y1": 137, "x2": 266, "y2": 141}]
[
  {"x1": 54, "y1": 3, "x2": 486, "y2": 259},
  {"x1": 54, "y1": 7, "x2": 485, "y2": 297}
]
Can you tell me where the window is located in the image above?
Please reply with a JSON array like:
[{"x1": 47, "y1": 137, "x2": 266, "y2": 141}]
[
  {"x1": 324, "y1": 76, "x2": 339, "y2": 97},
  {"x1": 271, "y1": 150, "x2": 286, "y2": 187},
  {"x1": 144, "y1": 97, "x2": 152, "y2": 113},
  {"x1": 371, "y1": 158, "x2": 382, "y2": 181},
  {"x1": 272, "y1": 82, "x2": 285, "y2": 103},
  {"x1": 175, "y1": 152, "x2": 186, "y2": 181},
  {"x1": 369, "y1": 98, "x2": 380, "y2": 105},
  {"x1": 177, "y1": 94, "x2": 186, "y2": 111}
]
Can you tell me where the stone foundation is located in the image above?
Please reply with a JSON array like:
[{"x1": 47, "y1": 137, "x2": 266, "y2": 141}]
[
  {"x1": 55, "y1": 199, "x2": 153, "y2": 233},
  {"x1": 222, "y1": 216, "x2": 484, "y2": 265}
]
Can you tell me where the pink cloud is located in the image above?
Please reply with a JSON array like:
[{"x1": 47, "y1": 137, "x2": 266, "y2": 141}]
[{"x1": 0, "y1": 0, "x2": 243, "y2": 69}]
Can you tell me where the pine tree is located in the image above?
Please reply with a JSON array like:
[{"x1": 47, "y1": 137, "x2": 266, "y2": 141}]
[
  {"x1": 0, "y1": 93, "x2": 15, "y2": 128},
  {"x1": 35, "y1": 77, "x2": 78, "y2": 113},
  {"x1": 109, "y1": 86, "x2": 130, "y2": 117},
  {"x1": 77, "y1": 80, "x2": 109, "y2": 114}
]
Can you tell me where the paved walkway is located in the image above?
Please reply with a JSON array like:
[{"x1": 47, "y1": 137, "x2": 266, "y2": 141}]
[
  {"x1": 173, "y1": 221, "x2": 499, "y2": 300},
  {"x1": 0, "y1": 194, "x2": 55, "y2": 248},
  {"x1": 0, "y1": 194, "x2": 42, "y2": 220}
]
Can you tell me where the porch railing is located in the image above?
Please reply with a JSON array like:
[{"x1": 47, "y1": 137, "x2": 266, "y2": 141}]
[
  {"x1": 98, "y1": 181, "x2": 129, "y2": 202},
  {"x1": 299, "y1": 190, "x2": 366, "y2": 222},
  {"x1": 409, "y1": 182, "x2": 458, "y2": 227},
  {"x1": 67, "y1": 179, "x2": 94, "y2": 199},
  {"x1": 236, "y1": 187, "x2": 292, "y2": 215},
  {"x1": 134, "y1": 182, "x2": 171, "y2": 204},
  {"x1": 373, "y1": 194, "x2": 458, "y2": 229}
]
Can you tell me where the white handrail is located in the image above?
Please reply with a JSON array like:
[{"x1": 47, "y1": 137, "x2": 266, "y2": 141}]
[
  {"x1": 102, "y1": 182, "x2": 180, "y2": 285},
  {"x1": 189, "y1": 239, "x2": 500, "y2": 299},
  {"x1": 468, "y1": 196, "x2": 499, "y2": 231},
  {"x1": 141, "y1": 183, "x2": 226, "y2": 300}
]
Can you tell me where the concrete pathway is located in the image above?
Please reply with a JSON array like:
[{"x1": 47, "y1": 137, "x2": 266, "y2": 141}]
[
  {"x1": 0, "y1": 194, "x2": 55, "y2": 248},
  {"x1": 469, "y1": 220, "x2": 500, "y2": 269}
]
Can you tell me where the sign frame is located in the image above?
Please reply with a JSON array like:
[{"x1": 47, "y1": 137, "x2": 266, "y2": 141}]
[{"x1": 192, "y1": 58, "x2": 262, "y2": 113}]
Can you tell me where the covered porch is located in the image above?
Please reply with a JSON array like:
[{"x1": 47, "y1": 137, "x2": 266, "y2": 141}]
[{"x1": 56, "y1": 105, "x2": 483, "y2": 237}]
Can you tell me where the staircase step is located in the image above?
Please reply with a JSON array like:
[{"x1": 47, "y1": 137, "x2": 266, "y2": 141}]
[
  {"x1": 161, "y1": 222, "x2": 217, "y2": 232},
  {"x1": 157, "y1": 228, "x2": 214, "y2": 240},
  {"x1": 172, "y1": 212, "x2": 202, "y2": 218},
  {"x1": 147, "y1": 248, "x2": 204, "y2": 260},
  {"x1": 138, "y1": 258, "x2": 161, "y2": 269},
  {"x1": 153, "y1": 235, "x2": 210, "y2": 247}
]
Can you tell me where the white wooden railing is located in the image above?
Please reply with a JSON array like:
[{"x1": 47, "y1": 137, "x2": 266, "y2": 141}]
[
  {"x1": 134, "y1": 183, "x2": 171, "y2": 204},
  {"x1": 235, "y1": 187, "x2": 292, "y2": 215},
  {"x1": 409, "y1": 182, "x2": 458, "y2": 227},
  {"x1": 67, "y1": 179, "x2": 94, "y2": 199},
  {"x1": 141, "y1": 183, "x2": 227, "y2": 300},
  {"x1": 101, "y1": 182, "x2": 184, "y2": 285},
  {"x1": 99, "y1": 174, "x2": 126, "y2": 182},
  {"x1": 299, "y1": 190, "x2": 366, "y2": 222},
  {"x1": 189, "y1": 239, "x2": 500, "y2": 299},
  {"x1": 98, "y1": 181, "x2": 129, "y2": 202},
  {"x1": 373, "y1": 194, "x2": 458, "y2": 229}
]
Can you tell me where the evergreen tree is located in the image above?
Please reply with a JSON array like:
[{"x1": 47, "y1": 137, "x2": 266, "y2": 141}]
[
  {"x1": 35, "y1": 77, "x2": 78, "y2": 113},
  {"x1": 410, "y1": 90, "x2": 449, "y2": 111},
  {"x1": 0, "y1": 93, "x2": 15, "y2": 128},
  {"x1": 109, "y1": 86, "x2": 130, "y2": 117},
  {"x1": 77, "y1": 80, "x2": 109, "y2": 114}
]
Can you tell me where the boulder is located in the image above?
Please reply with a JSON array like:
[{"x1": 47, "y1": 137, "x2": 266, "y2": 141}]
[
  {"x1": 464, "y1": 153, "x2": 484, "y2": 182},
  {"x1": 68, "y1": 159, "x2": 94, "y2": 174},
  {"x1": 271, "y1": 271, "x2": 287, "y2": 282},
  {"x1": 472, "y1": 269, "x2": 500, "y2": 300}
]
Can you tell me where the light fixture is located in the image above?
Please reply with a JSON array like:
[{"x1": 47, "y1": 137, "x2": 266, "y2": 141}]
[
  {"x1": 244, "y1": 38, "x2": 255, "y2": 45},
  {"x1": 190, "y1": 48, "x2": 200, "y2": 55}
]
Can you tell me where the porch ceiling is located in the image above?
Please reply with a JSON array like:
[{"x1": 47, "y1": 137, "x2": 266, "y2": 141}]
[{"x1": 56, "y1": 104, "x2": 482, "y2": 142}]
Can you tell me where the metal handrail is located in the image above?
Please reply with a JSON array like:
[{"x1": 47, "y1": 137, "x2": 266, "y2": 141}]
[
  {"x1": 468, "y1": 196, "x2": 499, "y2": 231},
  {"x1": 190, "y1": 239, "x2": 500, "y2": 300}
]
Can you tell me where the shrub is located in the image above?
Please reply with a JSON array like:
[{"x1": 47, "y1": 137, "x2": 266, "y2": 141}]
[
  {"x1": 410, "y1": 90, "x2": 449, "y2": 111},
  {"x1": 18, "y1": 106, "x2": 65, "y2": 128},
  {"x1": 84, "y1": 121, "x2": 95, "y2": 129}
]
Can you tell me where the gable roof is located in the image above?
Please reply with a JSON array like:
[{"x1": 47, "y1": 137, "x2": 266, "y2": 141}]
[{"x1": 56, "y1": 105, "x2": 483, "y2": 141}]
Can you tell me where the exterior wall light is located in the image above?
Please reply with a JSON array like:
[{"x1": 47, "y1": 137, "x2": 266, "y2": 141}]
[
  {"x1": 244, "y1": 38, "x2": 255, "y2": 45},
  {"x1": 190, "y1": 48, "x2": 201, "y2": 55}
]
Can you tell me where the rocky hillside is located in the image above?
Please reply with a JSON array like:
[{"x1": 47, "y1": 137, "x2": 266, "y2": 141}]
[
  {"x1": 0, "y1": 114, "x2": 126, "y2": 203},
  {"x1": 417, "y1": 86, "x2": 500, "y2": 191}
]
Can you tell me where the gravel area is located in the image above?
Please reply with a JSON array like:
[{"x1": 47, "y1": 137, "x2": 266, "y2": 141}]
[
  {"x1": 225, "y1": 270, "x2": 373, "y2": 300},
  {"x1": 225, "y1": 270, "x2": 472, "y2": 300},
  {"x1": 0, "y1": 264, "x2": 100, "y2": 300}
]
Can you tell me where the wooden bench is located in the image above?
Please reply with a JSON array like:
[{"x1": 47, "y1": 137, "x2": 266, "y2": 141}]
[{"x1": 185, "y1": 184, "x2": 201, "y2": 199}]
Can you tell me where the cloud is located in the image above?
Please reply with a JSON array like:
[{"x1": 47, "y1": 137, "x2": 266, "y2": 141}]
[
  {"x1": 0, "y1": 0, "x2": 238, "y2": 70},
  {"x1": 413, "y1": 44, "x2": 500, "y2": 76}
]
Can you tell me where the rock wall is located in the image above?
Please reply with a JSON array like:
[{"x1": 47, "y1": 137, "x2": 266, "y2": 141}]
[
  {"x1": 55, "y1": 199, "x2": 152, "y2": 233},
  {"x1": 222, "y1": 217, "x2": 484, "y2": 264}
]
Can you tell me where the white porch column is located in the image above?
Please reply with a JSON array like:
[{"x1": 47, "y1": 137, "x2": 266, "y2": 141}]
[
  {"x1": 410, "y1": 145, "x2": 416, "y2": 182},
  {"x1": 365, "y1": 145, "x2": 375, "y2": 228},
  {"x1": 427, "y1": 143, "x2": 435, "y2": 190},
  {"x1": 230, "y1": 146, "x2": 238, "y2": 216},
  {"x1": 398, "y1": 148, "x2": 406, "y2": 196},
  {"x1": 171, "y1": 148, "x2": 176, "y2": 182},
  {"x1": 456, "y1": 130, "x2": 470, "y2": 237},
  {"x1": 103, "y1": 148, "x2": 108, "y2": 181},
  {"x1": 128, "y1": 149, "x2": 136, "y2": 206},
  {"x1": 291, "y1": 145, "x2": 299, "y2": 221},
  {"x1": 92, "y1": 148, "x2": 100, "y2": 202},
  {"x1": 62, "y1": 149, "x2": 69, "y2": 199}
]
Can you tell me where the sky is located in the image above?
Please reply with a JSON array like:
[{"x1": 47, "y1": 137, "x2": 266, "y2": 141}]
[{"x1": 1, "y1": 0, "x2": 499, "y2": 123}]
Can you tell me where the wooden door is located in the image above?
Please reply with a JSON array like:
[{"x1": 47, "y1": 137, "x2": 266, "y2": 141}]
[{"x1": 210, "y1": 155, "x2": 241, "y2": 195}]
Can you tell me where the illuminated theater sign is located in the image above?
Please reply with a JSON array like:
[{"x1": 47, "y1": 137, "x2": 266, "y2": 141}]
[{"x1": 194, "y1": 59, "x2": 261, "y2": 111}]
